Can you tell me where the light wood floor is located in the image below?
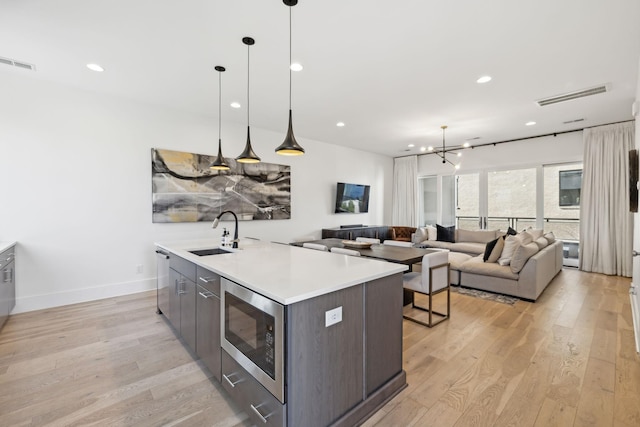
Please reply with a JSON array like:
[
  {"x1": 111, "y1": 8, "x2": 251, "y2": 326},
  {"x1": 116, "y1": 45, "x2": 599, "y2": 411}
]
[{"x1": 1, "y1": 268, "x2": 639, "y2": 426}]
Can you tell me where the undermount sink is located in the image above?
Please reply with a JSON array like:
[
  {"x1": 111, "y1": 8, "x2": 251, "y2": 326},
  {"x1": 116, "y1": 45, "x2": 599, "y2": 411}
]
[{"x1": 188, "y1": 248, "x2": 230, "y2": 256}]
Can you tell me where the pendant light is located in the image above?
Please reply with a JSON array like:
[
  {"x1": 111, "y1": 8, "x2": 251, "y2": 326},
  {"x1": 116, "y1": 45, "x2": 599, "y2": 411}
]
[
  {"x1": 210, "y1": 66, "x2": 230, "y2": 171},
  {"x1": 275, "y1": 0, "x2": 305, "y2": 156},
  {"x1": 436, "y1": 125, "x2": 461, "y2": 170},
  {"x1": 236, "y1": 37, "x2": 261, "y2": 163}
]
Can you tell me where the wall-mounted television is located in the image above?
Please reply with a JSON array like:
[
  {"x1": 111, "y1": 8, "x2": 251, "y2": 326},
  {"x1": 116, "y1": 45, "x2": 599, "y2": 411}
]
[{"x1": 335, "y1": 182, "x2": 370, "y2": 214}]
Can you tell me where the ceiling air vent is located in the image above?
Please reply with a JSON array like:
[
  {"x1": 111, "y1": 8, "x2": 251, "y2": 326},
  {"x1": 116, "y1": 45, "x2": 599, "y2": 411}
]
[
  {"x1": 563, "y1": 118, "x2": 585, "y2": 125},
  {"x1": 536, "y1": 84, "x2": 609, "y2": 107},
  {"x1": 0, "y1": 56, "x2": 36, "y2": 71}
]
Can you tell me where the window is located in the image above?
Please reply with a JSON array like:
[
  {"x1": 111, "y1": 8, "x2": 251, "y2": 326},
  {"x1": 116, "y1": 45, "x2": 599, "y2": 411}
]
[
  {"x1": 418, "y1": 175, "x2": 456, "y2": 226},
  {"x1": 544, "y1": 163, "x2": 582, "y2": 240},
  {"x1": 487, "y1": 168, "x2": 537, "y2": 231},
  {"x1": 418, "y1": 177, "x2": 437, "y2": 226},
  {"x1": 558, "y1": 169, "x2": 582, "y2": 207},
  {"x1": 420, "y1": 163, "x2": 582, "y2": 242}
]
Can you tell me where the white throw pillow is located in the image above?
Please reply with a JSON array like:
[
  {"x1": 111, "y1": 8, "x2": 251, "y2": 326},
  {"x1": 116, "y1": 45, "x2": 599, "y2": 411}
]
[
  {"x1": 413, "y1": 227, "x2": 429, "y2": 243},
  {"x1": 426, "y1": 225, "x2": 437, "y2": 240},
  {"x1": 520, "y1": 231, "x2": 534, "y2": 245},
  {"x1": 498, "y1": 235, "x2": 521, "y2": 265},
  {"x1": 522, "y1": 227, "x2": 544, "y2": 240},
  {"x1": 535, "y1": 236, "x2": 549, "y2": 250},
  {"x1": 498, "y1": 232, "x2": 533, "y2": 265},
  {"x1": 510, "y1": 242, "x2": 540, "y2": 273},
  {"x1": 530, "y1": 228, "x2": 544, "y2": 240}
]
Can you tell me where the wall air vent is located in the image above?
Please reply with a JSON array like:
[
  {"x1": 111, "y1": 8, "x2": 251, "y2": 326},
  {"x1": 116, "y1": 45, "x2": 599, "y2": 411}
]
[
  {"x1": 536, "y1": 84, "x2": 609, "y2": 107},
  {"x1": 0, "y1": 56, "x2": 36, "y2": 71}
]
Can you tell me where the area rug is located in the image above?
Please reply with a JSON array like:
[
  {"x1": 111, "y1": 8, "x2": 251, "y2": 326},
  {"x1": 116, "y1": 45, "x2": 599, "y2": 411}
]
[{"x1": 450, "y1": 285, "x2": 518, "y2": 305}]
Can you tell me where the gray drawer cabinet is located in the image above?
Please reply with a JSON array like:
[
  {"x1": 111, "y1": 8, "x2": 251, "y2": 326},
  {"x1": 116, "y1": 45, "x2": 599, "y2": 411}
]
[
  {"x1": 196, "y1": 265, "x2": 221, "y2": 382},
  {"x1": 0, "y1": 245, "x2": 15, "y2": 331},
  {"x1": 168, "y1": 255, "x2": 197, "y2": 352},
  {"x1": 222, "y1": 350, "x2": 286, "y2": 427}
]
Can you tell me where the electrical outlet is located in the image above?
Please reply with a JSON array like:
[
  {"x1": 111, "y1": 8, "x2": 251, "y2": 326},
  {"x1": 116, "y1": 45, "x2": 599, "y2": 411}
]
[
  {"x1": 136, "y1": 264, "x2": 143, "y2": 274},
  {"x1": 325, "y1": 306, "x2": 342, "y2": 327}
]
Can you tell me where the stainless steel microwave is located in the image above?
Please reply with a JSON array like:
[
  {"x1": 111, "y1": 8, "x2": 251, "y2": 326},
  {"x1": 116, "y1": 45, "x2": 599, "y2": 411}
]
[{"x1": 220, "y1": 278, "x2": 285, "y2": 403}]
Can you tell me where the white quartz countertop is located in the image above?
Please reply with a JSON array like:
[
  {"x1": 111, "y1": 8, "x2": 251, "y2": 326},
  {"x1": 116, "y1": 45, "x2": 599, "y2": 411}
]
[
  {"x1": 155, "y1": 238, "x2": 407, "y2": 305},
  {"x1": 0, "y1": 241, "x2": 16, "y2": 253}
]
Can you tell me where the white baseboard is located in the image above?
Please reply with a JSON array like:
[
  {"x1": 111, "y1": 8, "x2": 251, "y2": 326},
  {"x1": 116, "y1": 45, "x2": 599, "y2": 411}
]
[{"x1": 12, "y1": 278, "x2": 157, "y2": 314}]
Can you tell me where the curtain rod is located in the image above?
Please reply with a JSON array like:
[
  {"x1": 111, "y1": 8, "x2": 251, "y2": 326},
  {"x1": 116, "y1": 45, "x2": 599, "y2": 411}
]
[{"x1": 395, "y1": 119, "x2": 635, "y2": 159}]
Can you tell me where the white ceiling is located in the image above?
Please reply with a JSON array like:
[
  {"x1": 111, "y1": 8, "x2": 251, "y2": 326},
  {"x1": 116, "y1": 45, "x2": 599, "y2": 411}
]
[{"x1": 2, "y1": 0, "x2": 639, "y2": 158}]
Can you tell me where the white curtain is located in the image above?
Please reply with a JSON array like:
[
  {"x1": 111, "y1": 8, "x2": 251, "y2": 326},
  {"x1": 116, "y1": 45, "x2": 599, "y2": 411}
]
[
  {"x1": 580, "y1": 122, "x2": 635, "y2": 276},
  {"x1": 392, "y1": 156, "x2": 418, "y2": 226}
]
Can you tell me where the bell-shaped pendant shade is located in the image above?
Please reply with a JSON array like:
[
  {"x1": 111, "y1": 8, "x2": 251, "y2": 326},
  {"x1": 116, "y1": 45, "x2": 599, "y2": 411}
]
[
  {"x1": 237, "y1": 126, "x2": 261, "y2": 163},
  {"x1": 277, "y1": 1, "x2": 305, "y2": 157},
  {"x1": 210, "y1": 65, "x2": 230, "y2": 171},
  {"x1": 210, "y1": 138, "x2": 230, "y2": 170},
  {"x1": 275, "y1": 110, "x2": 305, "y2": 156},
  {"x1": 236, "y1": 37, "x2": 261, "y2": 164}
]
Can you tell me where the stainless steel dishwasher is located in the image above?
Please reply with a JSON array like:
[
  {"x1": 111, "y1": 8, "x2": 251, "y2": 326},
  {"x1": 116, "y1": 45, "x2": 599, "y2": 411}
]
[{"x1": 155, "y1": 248, "x2": 170, "y2": 315}]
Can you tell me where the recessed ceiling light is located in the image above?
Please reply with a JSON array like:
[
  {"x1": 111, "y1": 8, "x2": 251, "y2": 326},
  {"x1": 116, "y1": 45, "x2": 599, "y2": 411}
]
[
  {"x1": 476, "y1": 75, "x2": 492, "y2": 84},
  {"x1": 408, "y1": 144, "x2": 415, "y2": 148},
  {"x1": 86, "y1": 63, "x2": 104, "y2": 72},
  {"x1": 526, "y1": 121, "x2": 536, "y2": 126},
  {"x1": 230, "y1": 102, "x2": 241, "y2": 109},
  {"x1": 290, "y1": 63, "x2": 303, "y2": 72},
  {"x1": 462, "y1": 142, "x2": 470, "y2": 148},
  {"x1": 336, "y1": 122, "x2": 345, "y2": 127}
]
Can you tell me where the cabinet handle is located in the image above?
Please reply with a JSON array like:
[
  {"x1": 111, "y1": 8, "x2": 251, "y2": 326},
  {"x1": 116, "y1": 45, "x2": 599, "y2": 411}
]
[
  {"x1": 222, "y1": 373, "x2": 243, "y2": 388},
  {"x1": 155, "y1": 250, "x2": 170, "y2": 259},
  {"x1": 175, "y1": 279, "x2": 187, "y2": 295},
  {"x1": 199, "y1": 276, "x2": 218, "y2": 284},
  {"x1": 250, "y1": 403, "x2": 270, "y2": 423},
  {"x1": 198, "y1": 291, "x2": 214, "y2": 299}
]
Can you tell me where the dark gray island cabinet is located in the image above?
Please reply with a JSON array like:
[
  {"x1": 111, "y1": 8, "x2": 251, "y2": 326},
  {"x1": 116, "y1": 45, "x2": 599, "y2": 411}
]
[{"x1": 155, "y1": 240, "x2": 407, "y2": 427}]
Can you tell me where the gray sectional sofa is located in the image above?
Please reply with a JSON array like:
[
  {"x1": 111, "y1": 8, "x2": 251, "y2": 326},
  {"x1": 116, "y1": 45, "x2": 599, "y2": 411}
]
[{"x1": 413, "y1": 227, "x2": 563, "y2": 301}]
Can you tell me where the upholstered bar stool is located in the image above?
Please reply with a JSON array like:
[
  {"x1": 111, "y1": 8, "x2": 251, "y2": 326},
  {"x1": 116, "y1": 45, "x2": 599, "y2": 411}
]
[
  {"x1": 302, "y1": 243, "x2": 328, "y2": 251},
  {"x1": 383, "y1": 240, "x2": 413, "y2": 247},
  {"x1": 402, "y1": 251, "x2": 450, "y2": 327}
]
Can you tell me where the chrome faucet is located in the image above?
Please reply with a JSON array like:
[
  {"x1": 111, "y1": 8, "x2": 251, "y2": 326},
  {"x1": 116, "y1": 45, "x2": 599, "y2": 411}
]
[{"x1": 212, "y1": 211, "x2": 239, "y2": 249}]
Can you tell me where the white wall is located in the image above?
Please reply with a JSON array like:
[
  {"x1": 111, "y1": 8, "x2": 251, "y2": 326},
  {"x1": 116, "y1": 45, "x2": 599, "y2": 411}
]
[
  {"x1": 417, "y1": 131, "x2": 583, "y2": 176},
  {"x1": 0, "y1": 72, "x2": 393, "y2": 313}
]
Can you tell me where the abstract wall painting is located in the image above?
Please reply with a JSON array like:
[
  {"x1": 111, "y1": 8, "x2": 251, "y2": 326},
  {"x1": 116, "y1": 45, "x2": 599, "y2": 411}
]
[{"x1": 151, "y1": 148, "x2": 291, "y2": 223}]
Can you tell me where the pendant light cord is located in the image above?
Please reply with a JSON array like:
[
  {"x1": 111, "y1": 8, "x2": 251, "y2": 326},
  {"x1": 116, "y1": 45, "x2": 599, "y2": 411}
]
[
  {"x1": 289, "y1": 6, "x2": 292, "y2": 109},
  {"x1": 247, "y1": 43, "x2": 250, "y2": 126}
]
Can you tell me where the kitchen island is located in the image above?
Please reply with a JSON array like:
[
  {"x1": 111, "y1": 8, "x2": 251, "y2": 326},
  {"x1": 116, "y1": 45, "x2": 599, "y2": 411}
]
[{"x1": 155, "y1": 238, "x2": 407, "y2": 427}]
